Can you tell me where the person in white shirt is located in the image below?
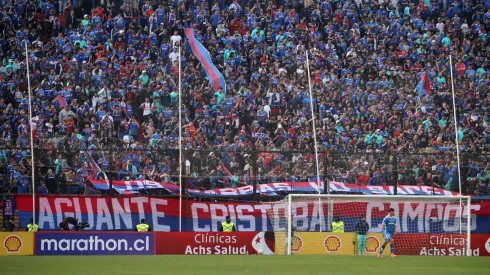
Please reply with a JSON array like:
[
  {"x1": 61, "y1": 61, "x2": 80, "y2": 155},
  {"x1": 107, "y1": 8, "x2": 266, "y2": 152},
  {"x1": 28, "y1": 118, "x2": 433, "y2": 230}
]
[
  {"x1": 140, "y1": 98, "x2": 152, "y2": 117},
  {"x1": 102, "y1": 110, "x2": 114, "y2": 124},
  {"x1": 98, "y1": 84, "x2": 111, "y2": 101},
  {"x1": 170, "y1": 31, "x2": 182, "y2": 47},
  {"x1": 461, "y1": 19, "x2": 469, "y2": 35},
  {"x1": 169, "y1": 48, "x2": 180, "y2": 64},
  {"x1": 263, "y1": 104, "x2": 271, "y2": 117},
  {"x1": 45, "y1": 119, "x2": 54, "y2": 136},
  {"x1": 436, "y1": 19, "x2": 445, "y2": 33}
]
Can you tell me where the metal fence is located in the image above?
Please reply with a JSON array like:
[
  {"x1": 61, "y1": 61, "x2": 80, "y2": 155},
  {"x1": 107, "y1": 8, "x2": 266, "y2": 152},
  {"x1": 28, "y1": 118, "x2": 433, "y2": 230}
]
[{"x1": 1, "y1": 145, "x2": 489, "y2": 198}]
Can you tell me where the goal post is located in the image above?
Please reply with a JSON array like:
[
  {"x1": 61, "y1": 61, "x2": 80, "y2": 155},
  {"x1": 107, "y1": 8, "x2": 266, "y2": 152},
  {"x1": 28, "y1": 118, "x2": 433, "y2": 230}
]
[{"x1": 266, "y1": 194, "x2": 472, "y2": 256}]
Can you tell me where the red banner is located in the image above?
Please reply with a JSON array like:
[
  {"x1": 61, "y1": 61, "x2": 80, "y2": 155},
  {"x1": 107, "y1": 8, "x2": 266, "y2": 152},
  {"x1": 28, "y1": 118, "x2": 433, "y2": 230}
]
[
  {"x1": 394, "y1": 234, "x2": 490, "y2": 256},
  {"x1": 470, "y1": 234, "x2": 490, "y2": 256},
  {"x1": 154, "y1": 232, "x2": 275, "y2": 255},
  {"x1": 16, "y1": 195, "x2": 490, "y2": 233}
]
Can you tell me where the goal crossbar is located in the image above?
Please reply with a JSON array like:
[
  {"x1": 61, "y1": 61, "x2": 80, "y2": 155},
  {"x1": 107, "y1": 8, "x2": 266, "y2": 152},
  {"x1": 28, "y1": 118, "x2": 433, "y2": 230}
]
[{"x1": 286, "y1": 194, "x2": 471, "y2": 201}]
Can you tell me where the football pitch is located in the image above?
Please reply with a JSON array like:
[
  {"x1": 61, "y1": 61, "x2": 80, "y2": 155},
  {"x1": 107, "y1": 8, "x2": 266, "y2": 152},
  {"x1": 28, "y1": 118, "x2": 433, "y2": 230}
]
[{"x1": 1, "y1": 255, "x2": 489, "y2": 275}]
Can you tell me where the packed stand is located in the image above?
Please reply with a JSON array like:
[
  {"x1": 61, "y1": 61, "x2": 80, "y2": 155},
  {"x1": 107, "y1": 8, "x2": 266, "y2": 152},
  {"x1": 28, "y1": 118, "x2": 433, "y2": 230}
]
[{"x1": 0, "y1": 0, "x2": 489, "y2": 195}]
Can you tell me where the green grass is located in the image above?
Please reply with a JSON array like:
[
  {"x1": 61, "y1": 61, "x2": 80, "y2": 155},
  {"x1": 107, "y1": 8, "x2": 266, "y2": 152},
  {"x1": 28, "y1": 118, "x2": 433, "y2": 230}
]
[{"x1": 1, "y1": 255, "x2": 489, "y2": 275}]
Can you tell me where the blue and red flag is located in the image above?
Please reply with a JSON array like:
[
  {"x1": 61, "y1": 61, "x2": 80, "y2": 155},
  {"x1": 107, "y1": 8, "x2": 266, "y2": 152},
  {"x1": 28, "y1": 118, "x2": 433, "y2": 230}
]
[
  {"x1": 56, "y1": 95, "x2": 67, "y2": 108},
  {"x1": 416, "y1": 72, "x2": 431, "y2": 97},
  {"x1": 81, "y1": 143, "x2": 108, "y2": 182},
  {"x1": 184, "y1": 28, "x2": 226, "y2": 93},
  {"x1": 88, "y1": 179, "x2": 460, "y2": 197}
]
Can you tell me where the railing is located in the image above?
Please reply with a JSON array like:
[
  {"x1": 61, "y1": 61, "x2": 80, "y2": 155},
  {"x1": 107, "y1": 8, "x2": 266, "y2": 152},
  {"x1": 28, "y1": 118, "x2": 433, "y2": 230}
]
[{"x1": 1, "y1": 146, "x2": 489, "y2": 198}]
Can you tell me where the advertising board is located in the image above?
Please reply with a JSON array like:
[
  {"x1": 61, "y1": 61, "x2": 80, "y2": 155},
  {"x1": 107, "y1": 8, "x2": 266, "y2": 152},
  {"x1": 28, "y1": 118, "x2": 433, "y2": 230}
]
[
  {"x1": 274, "y1": 232, "x2": 384, "y2": 255},
  {"x1": 35, "y1": 232, "x2": 154, "y2": 255},
  {"x1": 274, "y1": 233, "x2": 490, "y2": 256},
  {"x1": 0, "y1": 232, "x2": 34, "y2": 256},
  {"x1": 0, "y1": 231, "x2": 487, "y2": 256},
  {"x1": 471, "y1": 234, "x2": 490, "y2": 256},
  {"x1": 154, "y1": 232, "x2": 274, "y2": 255},
  {"x1": 396, "y1": 233, "x2": 488, "y2": 256}
]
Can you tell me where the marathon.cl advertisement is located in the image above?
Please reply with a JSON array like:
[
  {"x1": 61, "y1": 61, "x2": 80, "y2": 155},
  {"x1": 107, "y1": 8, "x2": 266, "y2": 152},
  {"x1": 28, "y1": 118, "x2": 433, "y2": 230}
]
[
  {"x1": 155, "y1": 232, "x2": 275, "y2": 255},
  {"x1": 0, "y1": 233, "x2": 34, "y2": 256},
  {"x1": 34, "y1": 232, "x2": 154, "y2": 255},
  {"x1": 15, "y1": 195, "x2": 490, "y2": 234},
  {"x1": 395, "y1": 233, "x2": 490, "y2": 256},
  {"x1": 274, "y1": 232, "x2": 384, "y2": 255}
]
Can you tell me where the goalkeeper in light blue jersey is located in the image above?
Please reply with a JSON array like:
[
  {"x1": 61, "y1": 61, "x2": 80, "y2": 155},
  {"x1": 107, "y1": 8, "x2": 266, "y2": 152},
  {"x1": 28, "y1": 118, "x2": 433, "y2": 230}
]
[{"x1": 378, "y1": 208, "x2": 397, "y2": 258}]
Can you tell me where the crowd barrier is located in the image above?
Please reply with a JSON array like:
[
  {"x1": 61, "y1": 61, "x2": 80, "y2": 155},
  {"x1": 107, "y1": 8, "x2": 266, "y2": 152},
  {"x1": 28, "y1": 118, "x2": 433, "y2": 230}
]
[
  {"x1": 27, "y1": 148, "x2": 486, "y2": 196},
  {"x1": 1, "y1": 232, "x2": 489, "y2": 256}
]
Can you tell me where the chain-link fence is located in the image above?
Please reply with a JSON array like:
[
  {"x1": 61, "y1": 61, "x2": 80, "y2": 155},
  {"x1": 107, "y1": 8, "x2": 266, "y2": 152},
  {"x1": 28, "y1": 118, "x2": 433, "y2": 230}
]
[{"x1": 1, "y1": 146, "x2": 489, "y2": 197}]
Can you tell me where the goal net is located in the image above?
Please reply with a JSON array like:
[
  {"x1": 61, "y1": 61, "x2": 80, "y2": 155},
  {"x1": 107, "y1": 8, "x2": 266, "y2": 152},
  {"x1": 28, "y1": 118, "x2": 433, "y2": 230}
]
[{"x1": 266, "y1": 195, "x2": 471, "y2": 256}]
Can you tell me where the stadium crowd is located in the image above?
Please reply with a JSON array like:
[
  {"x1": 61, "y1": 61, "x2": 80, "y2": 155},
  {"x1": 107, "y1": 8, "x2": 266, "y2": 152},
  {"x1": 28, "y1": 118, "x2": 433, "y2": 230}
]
[{"x1": 0, "y1": 0, "x2": 489, "y2": 196}]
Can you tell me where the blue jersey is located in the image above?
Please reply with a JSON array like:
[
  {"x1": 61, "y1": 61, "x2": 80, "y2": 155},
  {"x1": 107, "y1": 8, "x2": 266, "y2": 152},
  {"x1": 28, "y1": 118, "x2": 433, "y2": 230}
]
[{"x1": 382, "y1": 215, "x2": 397, "y2": 234}]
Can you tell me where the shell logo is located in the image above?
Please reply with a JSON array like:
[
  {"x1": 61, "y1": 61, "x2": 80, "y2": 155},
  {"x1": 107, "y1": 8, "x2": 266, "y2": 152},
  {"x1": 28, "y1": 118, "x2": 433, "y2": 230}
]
[
  {"x1": 324, "y1": 236, "x2": 342, "y2": 253},
  {"x1": 292, "y1": 236, "x2": 303, "y2": 252},
  {"x1": 365, "y1": 236, "x2": 380, "y2": 253},
  {"x1": 4, "y1": 235, "x2": 23, "y2": 253}
]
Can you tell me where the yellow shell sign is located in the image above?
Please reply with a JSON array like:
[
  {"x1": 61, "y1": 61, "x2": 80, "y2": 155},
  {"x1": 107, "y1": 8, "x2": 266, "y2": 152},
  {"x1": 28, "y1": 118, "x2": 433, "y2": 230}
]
[
  {"x1": 292, "y1": 236, "x2": 303, "y2": 252},
  {"x1": 324, "y1": 235, "x2": 342, "y2": 252},
  {"x1": 365, "y1": 236, "x2": 381, "y2": 253},
  {"x1": 4, "y1": 235, "x2": 23, "y2": 252},
  {"x1": 275, "y1": 232, "x2": 384, "y2": 255},
  {"x1": 0, "y1": 233, "x2": 34, "y2": 256}
]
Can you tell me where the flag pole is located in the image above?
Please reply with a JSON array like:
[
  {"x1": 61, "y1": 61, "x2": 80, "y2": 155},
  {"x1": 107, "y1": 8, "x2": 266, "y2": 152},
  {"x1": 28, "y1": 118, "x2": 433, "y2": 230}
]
[
  {"x1": 25, "y1": 42, "x2": 36, "y2": 225},
  {"x1": 449, "y1": 55, "x2": 462, "y2": 194},
  {"x1": 449, "y1": 55, "x2": 463, "y2": 235},
  {"x1": 178, "y1": 45, "x2": 183, "y2": 232},
  {"x1": 305, "y1": 49, "x2": 323, "y2": 231},
  {"x1": 305, "y1": 50, "x2": 321, "y2": 193}
]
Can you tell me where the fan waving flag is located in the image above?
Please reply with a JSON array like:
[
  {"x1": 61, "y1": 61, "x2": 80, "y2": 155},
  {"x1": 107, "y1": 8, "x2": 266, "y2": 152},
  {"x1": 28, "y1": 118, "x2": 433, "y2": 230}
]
[
  {"x1": 184, "y1": 28, "x2": 226, "y2": 93},
  {"x1": 416, "y1": 72, "x2": 431, "y2": 97}
]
